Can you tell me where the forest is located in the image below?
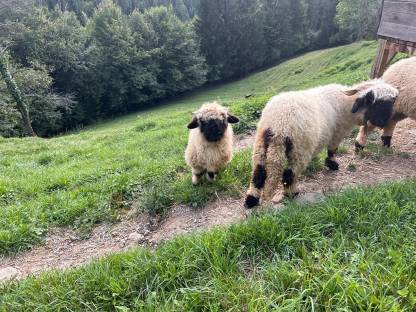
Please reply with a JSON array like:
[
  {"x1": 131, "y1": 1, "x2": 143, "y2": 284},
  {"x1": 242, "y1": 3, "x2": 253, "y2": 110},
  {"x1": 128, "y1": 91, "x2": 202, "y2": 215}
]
[{"x1": 0, "y1": 0, "x2": 382, "y2": 137}]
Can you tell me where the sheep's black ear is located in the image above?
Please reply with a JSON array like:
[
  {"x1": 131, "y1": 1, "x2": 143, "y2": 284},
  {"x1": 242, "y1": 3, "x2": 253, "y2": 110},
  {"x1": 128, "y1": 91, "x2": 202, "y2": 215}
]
[
  {"x1": 351, "y1": 91, "x2": 374, "y2": 114},
  {"x1": 187, "y1": 117, "x2": 198, "y2": 129},
  {"x1": 351, "y1": 97, "x2": 364, "y2": 113},
  {"x1": 227, "y1": 114, "x2": 239, "y2": 124},
  {"x1": 365, "y1": 90, "x2": 375, "y2": 105}
]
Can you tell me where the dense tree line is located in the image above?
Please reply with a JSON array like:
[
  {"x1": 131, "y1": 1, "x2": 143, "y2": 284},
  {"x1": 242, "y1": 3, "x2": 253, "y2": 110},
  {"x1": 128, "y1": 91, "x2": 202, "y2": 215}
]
[
  {"x1": 0, "y1": 0, "x2": 382, "y2": 137},
  {"x1": 38, "y1": 0, "x2": 200, "y2": 20},
  {"x1": 198, "y1": 0, "x2": 382, "y2": 79},
  {"x1": 0, "y1": 0, "x2": 205, "y2": 136}
]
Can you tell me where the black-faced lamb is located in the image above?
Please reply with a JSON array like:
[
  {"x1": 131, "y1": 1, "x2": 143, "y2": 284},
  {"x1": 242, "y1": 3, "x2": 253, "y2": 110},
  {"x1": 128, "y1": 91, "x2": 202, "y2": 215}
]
[
  {"x1": 185, "y1": 102, "x2": 239, "y2": 185},
  {"x1": 356, "y1": 57, "x2": 416, "y2": 149},
  {"x1": 245, "y1": 81, "x2": 399, "y2": 208}
]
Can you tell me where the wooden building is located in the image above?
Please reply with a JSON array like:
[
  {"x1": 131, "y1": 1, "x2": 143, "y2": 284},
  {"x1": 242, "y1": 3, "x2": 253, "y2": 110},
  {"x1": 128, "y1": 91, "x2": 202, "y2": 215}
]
[{"x1": 371, "y1": 0, "x2": 416, "y2": 78}]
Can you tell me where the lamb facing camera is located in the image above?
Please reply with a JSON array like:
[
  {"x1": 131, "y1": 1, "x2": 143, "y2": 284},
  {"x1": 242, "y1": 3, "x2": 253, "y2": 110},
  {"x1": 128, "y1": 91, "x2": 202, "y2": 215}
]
[{"x1": 185, "y1": 102, "x2": 239, "y2": 185}]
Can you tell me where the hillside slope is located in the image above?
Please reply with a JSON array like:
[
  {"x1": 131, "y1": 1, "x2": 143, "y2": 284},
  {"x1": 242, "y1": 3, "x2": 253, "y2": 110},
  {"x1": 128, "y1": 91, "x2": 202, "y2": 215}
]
[{"x1": 0, "y1": 41, "x2": 378, "y2": 254}]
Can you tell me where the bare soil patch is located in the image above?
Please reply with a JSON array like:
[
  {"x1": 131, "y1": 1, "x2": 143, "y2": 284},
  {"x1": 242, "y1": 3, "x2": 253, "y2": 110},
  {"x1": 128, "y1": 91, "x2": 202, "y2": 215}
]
[
  {"x1": 2, "y1": 119, "x2": 416, "y2": 280},
  {"x1": 234, "y1": 131, "x2": 256, "y2": 150},
  {"x1": 298, "y1": 119, "x2": 416, "y2": 194}
]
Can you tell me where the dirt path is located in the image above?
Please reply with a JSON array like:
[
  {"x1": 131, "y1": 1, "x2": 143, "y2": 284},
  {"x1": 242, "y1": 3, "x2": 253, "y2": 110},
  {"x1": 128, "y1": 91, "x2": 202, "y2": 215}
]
[{"x1": 2, "y1": 120, "x2": 416, "y2": 281}]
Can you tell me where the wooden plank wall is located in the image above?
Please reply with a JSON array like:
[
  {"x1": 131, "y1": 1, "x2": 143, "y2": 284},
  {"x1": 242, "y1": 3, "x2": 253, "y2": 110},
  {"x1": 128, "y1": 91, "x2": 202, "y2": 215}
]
[{"x1": 378, "y1": 0, "x2": 416, "y2": 42}]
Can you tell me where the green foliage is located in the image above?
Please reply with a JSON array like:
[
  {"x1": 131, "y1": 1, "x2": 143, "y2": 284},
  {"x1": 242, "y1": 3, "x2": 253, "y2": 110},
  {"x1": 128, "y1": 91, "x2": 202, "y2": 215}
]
[
  {"x1": 0, "y1": 52, "x2": 36, "y2": 136},
  {"x1": 198, "y1": 0, "x2": 269, "y2": 79},
  {"x1": 1, "y1": 2, "x2": 206, "y2": 136},
  {"x1": 303, "y1": 153, "x2": 325, "y2": 177},
  {"x1": 0, "y1": 56, "x2": 74, "y2": 137},
  {"x1": 0, "y1": 102, "x2": 21, "y2": 137},
  {"x1": 42, "y1": 0, "x2": 200, "y2": 19},
  {"x1": 198, "y1": 0, "x2": 346, "y2": 80},
  {"x1": 1, "y1": 0, "x2": 382, "y2": 136},
  {"x1": 143, "y1": 6, "x2": 206, "y2": 96},
  {"x1": 230, "y1": 95, "x2": 271, "y2": 134},
  {"x1": 0, "y1": 42, "x2": 377, "y2": 254},
  {"x1": 1, "y1": 5, "x2": 86, "y2": 134},
  {"x1": 335, "y1": 0, "x2": 382, "y2": 42},
  {"x1": 3, "y1": 180, "x2": 416, "y2": 310},
  {"x1": 84, "y1": 2, "x2": 141, "y2": 115}
]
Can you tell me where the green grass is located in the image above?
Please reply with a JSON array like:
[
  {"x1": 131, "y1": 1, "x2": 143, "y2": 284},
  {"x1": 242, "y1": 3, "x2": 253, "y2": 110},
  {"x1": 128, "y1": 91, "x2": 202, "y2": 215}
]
[
  {"x1": 2, "y1": 180, "x2": 416, "y2": 311},
  {"x1": 0, "y1": 41, "x2": 378, "y2": 254}
]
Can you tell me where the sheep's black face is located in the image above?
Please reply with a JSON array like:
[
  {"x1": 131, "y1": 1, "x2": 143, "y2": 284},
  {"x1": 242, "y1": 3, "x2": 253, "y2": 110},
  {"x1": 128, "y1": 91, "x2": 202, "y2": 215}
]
[
  {"x1": 200, "y1": 119, "x2": 227, "y2": 142},
  {"x1": 351, "y1": 89, "x2": 397, "y2": 128},
  {"x1": 365, "y1": 98, "x2": 395, "y2": 128},
  {"x1": 187, "y1": 104, "x2": 239, "y2": 141}
]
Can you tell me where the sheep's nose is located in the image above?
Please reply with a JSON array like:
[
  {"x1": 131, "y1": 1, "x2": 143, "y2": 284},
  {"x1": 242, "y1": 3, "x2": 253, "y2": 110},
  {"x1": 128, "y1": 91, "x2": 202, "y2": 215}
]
[{"x1": 201, "y1": 120, "x2": 225, "y2": 142}]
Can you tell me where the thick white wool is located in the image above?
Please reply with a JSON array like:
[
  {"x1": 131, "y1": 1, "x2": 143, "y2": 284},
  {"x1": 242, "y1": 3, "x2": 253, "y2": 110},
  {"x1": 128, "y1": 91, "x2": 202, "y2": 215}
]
[
  {"x1": 356, "y1": 57, "x2": 416, "y2": 146},
  {"x1": 185, "y1": 103, "x2": 234, "y2": 183},
  {"x1": 247, "y1": 81, "x2": 398, "y2": 203}
]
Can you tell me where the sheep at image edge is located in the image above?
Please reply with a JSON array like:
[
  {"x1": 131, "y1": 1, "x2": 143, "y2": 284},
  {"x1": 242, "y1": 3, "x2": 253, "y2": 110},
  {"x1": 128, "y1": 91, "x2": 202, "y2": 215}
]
[
  {"x1": 185, "y1": 102, "x2": 239, "y2": 185},
  {"x1": 356, "y1": 57, "x2": 416, "y2": 149},
  {"x1": 245, "y1": 80, "x2": 399, "y2": 209}
]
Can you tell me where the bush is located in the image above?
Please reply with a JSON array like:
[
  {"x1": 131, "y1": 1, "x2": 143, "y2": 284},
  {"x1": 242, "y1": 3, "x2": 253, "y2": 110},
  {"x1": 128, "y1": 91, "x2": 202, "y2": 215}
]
[{"x1": 230, "y1": 94, "x2": 271, "y2": 135}]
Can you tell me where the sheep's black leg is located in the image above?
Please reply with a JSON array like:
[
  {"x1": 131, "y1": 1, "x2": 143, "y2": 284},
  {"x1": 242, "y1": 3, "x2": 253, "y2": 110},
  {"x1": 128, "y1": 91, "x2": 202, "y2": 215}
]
[
  {"x1": 354, "y1": 141, "x2": 365, "y2": 151},
  {"x1": 381, "y1": 136, "x2": 392, "y2": 147},
  {"x1": 355, "y1": 123, "x2": 375, "y2": 152},
  {"x1": 325, "y1": 149, "x2": 339, "y2": 171},
  {"x1": 207, "y1": 171, "x2": 218, "y2": 182},
  {"x1": 192, "y1": 168, "x2": 206, "y2": 185},
  {"x1": 245, "y1": 128, "x2": 274, "y2": 209},
  {"x1": 380, "y1": 114, "x2": 404, "y2": 148},
  {"x1": 245, "y1": 164, "x2": 267, "y2": 208},
  {"x1": 283, "y1": 169, "x2": 299, "y2": 198},
  {"x1": 245, "y1": 195, "x2": 260, "y2": 208}
]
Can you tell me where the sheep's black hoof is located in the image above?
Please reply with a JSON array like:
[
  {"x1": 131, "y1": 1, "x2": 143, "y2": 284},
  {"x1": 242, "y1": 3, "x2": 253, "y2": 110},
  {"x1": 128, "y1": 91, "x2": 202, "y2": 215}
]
[
  {"x1": 381, "y1": 136, "x2": 392, "y2": 147},
  {"x1": 245, "y1": 195, "x2": 259, "y2": 209},
  {"x1": 207, "y1": 172, "x2": 218, "y2": 182},
  {"x1": 354, "y1": 141, "x2": 364, "y2": 152},
  {"x1": 325, "y1": 158, "x2": 339, "y2": 171}
]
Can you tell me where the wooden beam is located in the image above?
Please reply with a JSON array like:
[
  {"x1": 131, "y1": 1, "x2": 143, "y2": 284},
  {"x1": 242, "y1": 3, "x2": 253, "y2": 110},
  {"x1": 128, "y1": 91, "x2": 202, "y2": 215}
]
[
  {"x1": 371, "y1": 39, "x2": 392, "y2": 78},
  {"x1": 371, "y1": 38, "x2": 416, "y2": 78}
]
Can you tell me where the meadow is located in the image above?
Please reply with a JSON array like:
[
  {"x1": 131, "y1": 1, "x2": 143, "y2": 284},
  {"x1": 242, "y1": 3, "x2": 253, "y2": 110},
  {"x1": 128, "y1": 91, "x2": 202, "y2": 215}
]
[
  {"x1": 2, "y1": 40, "x2": 416, "y2": 310},
  {"x1": 0, "y1": 41, "x2": 378, "y2": 254},
  {"x1": 2, "y1": 181, "x2": 416, "y2": 310}
]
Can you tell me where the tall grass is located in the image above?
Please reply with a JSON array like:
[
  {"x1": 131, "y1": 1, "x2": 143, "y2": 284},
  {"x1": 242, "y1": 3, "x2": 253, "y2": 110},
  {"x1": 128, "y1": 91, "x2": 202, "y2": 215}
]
[{"x1": 2, "y1": 180, "x2": 416, "y2": 310}]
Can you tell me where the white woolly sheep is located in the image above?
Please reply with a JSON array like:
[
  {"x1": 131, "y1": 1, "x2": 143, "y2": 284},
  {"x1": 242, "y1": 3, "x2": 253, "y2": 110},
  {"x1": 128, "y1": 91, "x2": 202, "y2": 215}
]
[
  {"x1": 245, "y1": 81, "x2": 399, "y2": 208},
  {"x1": 185, "y1": 102, "x2": 239, "y2": 185},
  {"x1": 356, "y1": 57, "x2": 416, "y2": 149}
]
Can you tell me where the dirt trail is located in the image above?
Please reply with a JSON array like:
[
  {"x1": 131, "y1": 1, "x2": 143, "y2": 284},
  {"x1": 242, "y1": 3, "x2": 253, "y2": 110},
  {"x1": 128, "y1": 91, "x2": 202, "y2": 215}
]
[{"x1": 2, "y1": 120, "x2": 416, "y2": 280}]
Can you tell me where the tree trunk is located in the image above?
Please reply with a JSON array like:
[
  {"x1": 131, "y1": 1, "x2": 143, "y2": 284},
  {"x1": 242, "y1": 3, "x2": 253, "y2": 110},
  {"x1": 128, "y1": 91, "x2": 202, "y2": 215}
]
[{"x1": 0, "y1": 53, "x2": 36, "y2": 137}]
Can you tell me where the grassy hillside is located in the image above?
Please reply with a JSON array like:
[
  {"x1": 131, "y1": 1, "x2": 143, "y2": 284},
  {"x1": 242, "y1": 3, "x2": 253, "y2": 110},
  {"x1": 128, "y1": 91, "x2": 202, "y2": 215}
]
[
  {"x1": 0, "y1": 41, "x2": 378, "y2": 254},
  {"x1": 2, "y1": 181, "x2": 416, "y2": 310}
]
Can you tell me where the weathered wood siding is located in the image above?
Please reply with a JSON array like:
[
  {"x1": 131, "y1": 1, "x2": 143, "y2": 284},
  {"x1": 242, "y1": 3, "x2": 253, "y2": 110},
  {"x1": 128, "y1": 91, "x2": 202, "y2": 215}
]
[{"x1": 378, "y1": 0, "x2": 416, "y2": 42}]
